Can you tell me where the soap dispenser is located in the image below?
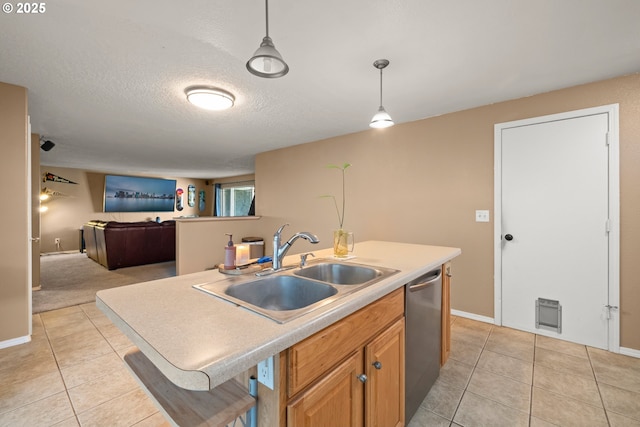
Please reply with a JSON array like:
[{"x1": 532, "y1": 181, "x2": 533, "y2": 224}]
[{"x1": 224, "y1": 233, "x2": 236, "y2": 270}]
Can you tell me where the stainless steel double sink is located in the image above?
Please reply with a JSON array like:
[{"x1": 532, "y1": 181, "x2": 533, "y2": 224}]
[{"x1": 193, "y1": 259, "x2": 399, "y2": 323}]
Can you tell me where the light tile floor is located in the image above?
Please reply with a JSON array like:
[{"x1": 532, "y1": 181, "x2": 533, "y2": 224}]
[
  {"x1": 1, "y1": 306, "x2": 639, "y2": 426},
  {"x1": 409, "y1": 316, "x2": 640, "y2": 427},
  {"x1": 0, "y1": 304, "x2": 167, "y2": 427}
]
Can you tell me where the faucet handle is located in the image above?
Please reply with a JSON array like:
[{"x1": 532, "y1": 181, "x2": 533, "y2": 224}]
[
  {"x1": 275, "y1": 223, "x2": 289, "y2": 236},
  {"x1": 300, "y1": 252, "x2": 315, "y2": 267}
]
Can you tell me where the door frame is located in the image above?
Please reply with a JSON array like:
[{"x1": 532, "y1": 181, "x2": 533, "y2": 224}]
[
  {"x1": 27, "y1": 116, "x2": 33, "y2": 335},
  {"x1": 493, "y1": 104, "x2": 620, "y2": 352}
]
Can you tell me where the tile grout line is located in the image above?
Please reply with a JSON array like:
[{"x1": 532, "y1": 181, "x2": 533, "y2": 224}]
[
  {"x1": 0, "y1": 315, "x2": 68, "y2": 420},
  {"x1": 532, "y1": 338, "x2": 617, "y2": 426},
  {"x1": 447, "y1": 319, "x2": 493, "y2": 426},
  {"x1": 41, "y1": 311, "x2": 83, "y2": 427},
  {"x1": 529, "y1": 335, "x2": 535, "y2": 427},
  {"x1": 44, "y1": 309, "x2": 143, "y2": 427},
  {"x1": 447, "y1": 322, "x2": 538, "y2": 426},
  {"x1": 586, "y1": 346, "x2": 612, "y2": 427},
  {"x1": 445, "y1": 315, "x2": 466, "y2": 426},
  {"x1": 76, "y1": 304, "x2": 160, "y2": 427},
  {"x1": 42, "y1": 307, "x2": 142, "y2": 426}
]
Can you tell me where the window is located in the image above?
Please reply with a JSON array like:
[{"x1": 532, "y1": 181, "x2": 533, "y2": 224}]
[{"x1": 215, "y1": 181, "x2": 255, "y2": 217}]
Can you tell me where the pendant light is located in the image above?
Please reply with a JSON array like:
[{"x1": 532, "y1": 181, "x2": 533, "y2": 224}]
[
  {"x1": 369, "y1": 59, "x2": 394, "y2": 129},
  {"x1": 246, "y1": 0, "x2": 289, "y2": 78}
]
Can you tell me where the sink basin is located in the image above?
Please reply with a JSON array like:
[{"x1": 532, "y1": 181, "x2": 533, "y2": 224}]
[
  {"x1": 193, "y1": 259, "x2": 399, "y2": 323},
  {"x1": 194, "y1": 275, "x2": 340, "y2": 323},
  {"x1": 225, "y1": 276, "x2": 337, "y2": 311},
  {"x1": 295, "y1": 262, "x2": 380, "y2": 285}
]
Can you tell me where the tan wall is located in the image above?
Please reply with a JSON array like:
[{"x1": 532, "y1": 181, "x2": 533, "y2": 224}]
[
  {"x1": 176, "y1": 216, "x2": 283, "y2": 275},
  {"x1": 39, "y1": 166, "x2": 213, "y2": 253},
  {"x1": 0, "y1": 82, "x2": 30, "y2": 343},
  {"x1": 255, "y1": 73, "x2": 640, "y2": 351}
]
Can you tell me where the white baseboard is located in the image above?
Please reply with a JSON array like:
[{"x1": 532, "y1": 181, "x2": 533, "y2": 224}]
[
  {"x1": 451, "y1": 310, "x2": 640, "y2": 359},
  {"x1": 620, "y1": 347, "x2": 640, "y2": 359},
  {"x1": 451, "y1": 309, "x2": 495, "y2": 325},
  {"x1": 0, "y1": 335, "x2": 31, "y2": 350}
]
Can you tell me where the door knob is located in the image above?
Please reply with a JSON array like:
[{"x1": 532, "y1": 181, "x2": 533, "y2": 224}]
[
  {"x1": 357, "y1": 374, "x2": 367, "y2": 383},
  {"x1": 504, "y1": 234, "x2": 514, "y2": 241},
  {"x1": 372, "y1": 361, "x2": 382, "y2": 370}
]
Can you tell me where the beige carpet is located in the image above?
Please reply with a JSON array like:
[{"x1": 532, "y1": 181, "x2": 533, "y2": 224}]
[{"x1": 34, "y1": 252, "x2": 176, "y2": 314}]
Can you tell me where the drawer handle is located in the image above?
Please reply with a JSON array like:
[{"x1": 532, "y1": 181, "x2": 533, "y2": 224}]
[
  {"x1": 372, "y1": 361, "x2": 382, "y2": 370},
  {"x1": 357, "y1": 374, "x2": 368, "y2": 383}
]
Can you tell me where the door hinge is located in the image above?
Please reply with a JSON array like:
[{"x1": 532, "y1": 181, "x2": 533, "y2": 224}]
[
  {"x1": 604, "y1": 304, "x2": 619, "y2": 319},
  {"x1": 606, "y1": 219, "x2": 611, "y2": 233},
  {"x1": 605, "y1": 132, "x2": 610, "y2": 146}
]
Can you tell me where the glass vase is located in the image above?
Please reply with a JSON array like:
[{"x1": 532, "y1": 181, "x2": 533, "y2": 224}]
[{"x1": 333, "y1": 229, "x2": 354, "y2": 258}]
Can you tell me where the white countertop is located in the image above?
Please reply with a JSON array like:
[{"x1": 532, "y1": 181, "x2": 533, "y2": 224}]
[{"x1": 96, "y1": 241, "x2": 461, "y2": 391}]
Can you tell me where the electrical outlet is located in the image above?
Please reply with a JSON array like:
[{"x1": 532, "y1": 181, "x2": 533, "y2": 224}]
[
  {"x1": 54, "y1": 238, "x2": 61, "y2": 244},
  {"x1": 475, "y1": 210, "x2": 490, "y2": 222},
  {"x1": 257, "y1": 356, "x2": 274, "y2": 390}
]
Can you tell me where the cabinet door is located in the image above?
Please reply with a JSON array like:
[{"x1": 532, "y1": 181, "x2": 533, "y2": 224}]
[
  {"x1": 288, "y1": 351, "x2": 364, "y2": 427},
  {"x1": 365, "y1": 318, "x2": 405, "y2": 427}
]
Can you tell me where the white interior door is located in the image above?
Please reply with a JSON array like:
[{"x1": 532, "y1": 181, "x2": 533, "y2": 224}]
[{"x1": 495, "y1": 105, "x2": 619, "y2": 350}]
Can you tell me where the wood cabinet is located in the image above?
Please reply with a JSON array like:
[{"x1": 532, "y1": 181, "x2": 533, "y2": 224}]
[
  {"x1": 285, "y1": 288, "x2": 405, "y2": 427},
  {"x1": 365, "y1": 318, "x2": 405, "y2": 427},
  {"x1": 441, "y1": 262, "x2": 452, "y2": 365},
  {"x1": 288, "y1": 351, "x2": 364, "y2": 427}
]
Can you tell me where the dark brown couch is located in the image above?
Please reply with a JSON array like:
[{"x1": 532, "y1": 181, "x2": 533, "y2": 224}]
[{"x1": 83, "y1": 220, "x2": 175, "y2": 270}]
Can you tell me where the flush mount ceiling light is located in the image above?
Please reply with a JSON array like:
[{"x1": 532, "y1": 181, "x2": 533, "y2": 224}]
[
  {"x1": 246, "y1": 0, "x2": 289, "y2": 78},
  {"x1": 185, "y1": 86, "x2": 235, "y2": 111},
  {"x1": 369, "y1": 59, "x2": 394, "y2": 129}
]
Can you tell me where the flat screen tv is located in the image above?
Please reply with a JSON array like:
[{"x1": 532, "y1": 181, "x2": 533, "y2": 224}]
[{"x1": 103, "y1": 174, "x2": 176, "y2": 212}]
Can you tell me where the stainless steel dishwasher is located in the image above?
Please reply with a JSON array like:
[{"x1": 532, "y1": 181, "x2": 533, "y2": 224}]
[{"x1": 405, "y1": 267, "x2": 442, "y2": 423}]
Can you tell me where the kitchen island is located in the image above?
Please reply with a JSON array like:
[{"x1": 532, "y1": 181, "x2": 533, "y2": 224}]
[{"x1": 97, "y1": 241, "x2": 461, "y2": 426}]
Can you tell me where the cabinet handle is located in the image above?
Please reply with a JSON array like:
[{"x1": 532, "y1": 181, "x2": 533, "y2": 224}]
[
  {"x1": 372, "y1": 361, "x2": 382, "y2": 370},
  {"x1": 357, "y1": 374, "x2": 367, "y2": 383}
]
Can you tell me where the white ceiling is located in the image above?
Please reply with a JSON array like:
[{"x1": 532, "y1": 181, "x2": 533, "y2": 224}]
[{"x1": 2, "y1": 0, "x2": 640, "y2": 178}]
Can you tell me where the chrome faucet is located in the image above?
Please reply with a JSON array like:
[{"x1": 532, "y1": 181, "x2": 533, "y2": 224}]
[{"x1": 272, "y1": 224, "x2": 319, "y2": 271}]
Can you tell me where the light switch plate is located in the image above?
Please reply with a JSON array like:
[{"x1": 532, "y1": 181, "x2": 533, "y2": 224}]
[
  {"x1": 475, "y1": 210, "x2": 490, "y2": 222},
  {"x1": 257, "y1": 356, "x2": 274, "y2": 390}
]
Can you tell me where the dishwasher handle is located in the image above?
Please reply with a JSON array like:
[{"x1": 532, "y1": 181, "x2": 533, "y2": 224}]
[{"x1": 408, "y1": 269, "x2": 442, "y2": 292}]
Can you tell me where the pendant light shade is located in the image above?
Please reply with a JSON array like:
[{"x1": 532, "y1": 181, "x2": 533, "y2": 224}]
[
  {"x1": 370, "y1": 106, "x2": 394, "y2": 129},
  {"x1": 369, "y1": 59, "x2": 394, "y2": 129},
  {"x1": 247, "y1": 0, "x2": 289, "y2": 78}
]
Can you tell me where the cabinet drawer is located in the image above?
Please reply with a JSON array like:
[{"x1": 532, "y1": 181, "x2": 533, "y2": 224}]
[{"x1": 288, "y1": 288, "x2": 404, "y2": 397}]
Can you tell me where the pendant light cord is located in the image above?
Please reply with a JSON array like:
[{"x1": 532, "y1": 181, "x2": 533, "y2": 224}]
[
  {"x1": 265, "y1": 0, "x2": 270, "y2": 38},
  {"x1": 379, "y1": 68, "x2": 383, "y2": 107}
]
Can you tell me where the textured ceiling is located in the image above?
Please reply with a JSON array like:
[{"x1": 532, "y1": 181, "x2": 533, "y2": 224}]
[{"x1": 2, "y1": 0, "x2": 640, "y2": 178}]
